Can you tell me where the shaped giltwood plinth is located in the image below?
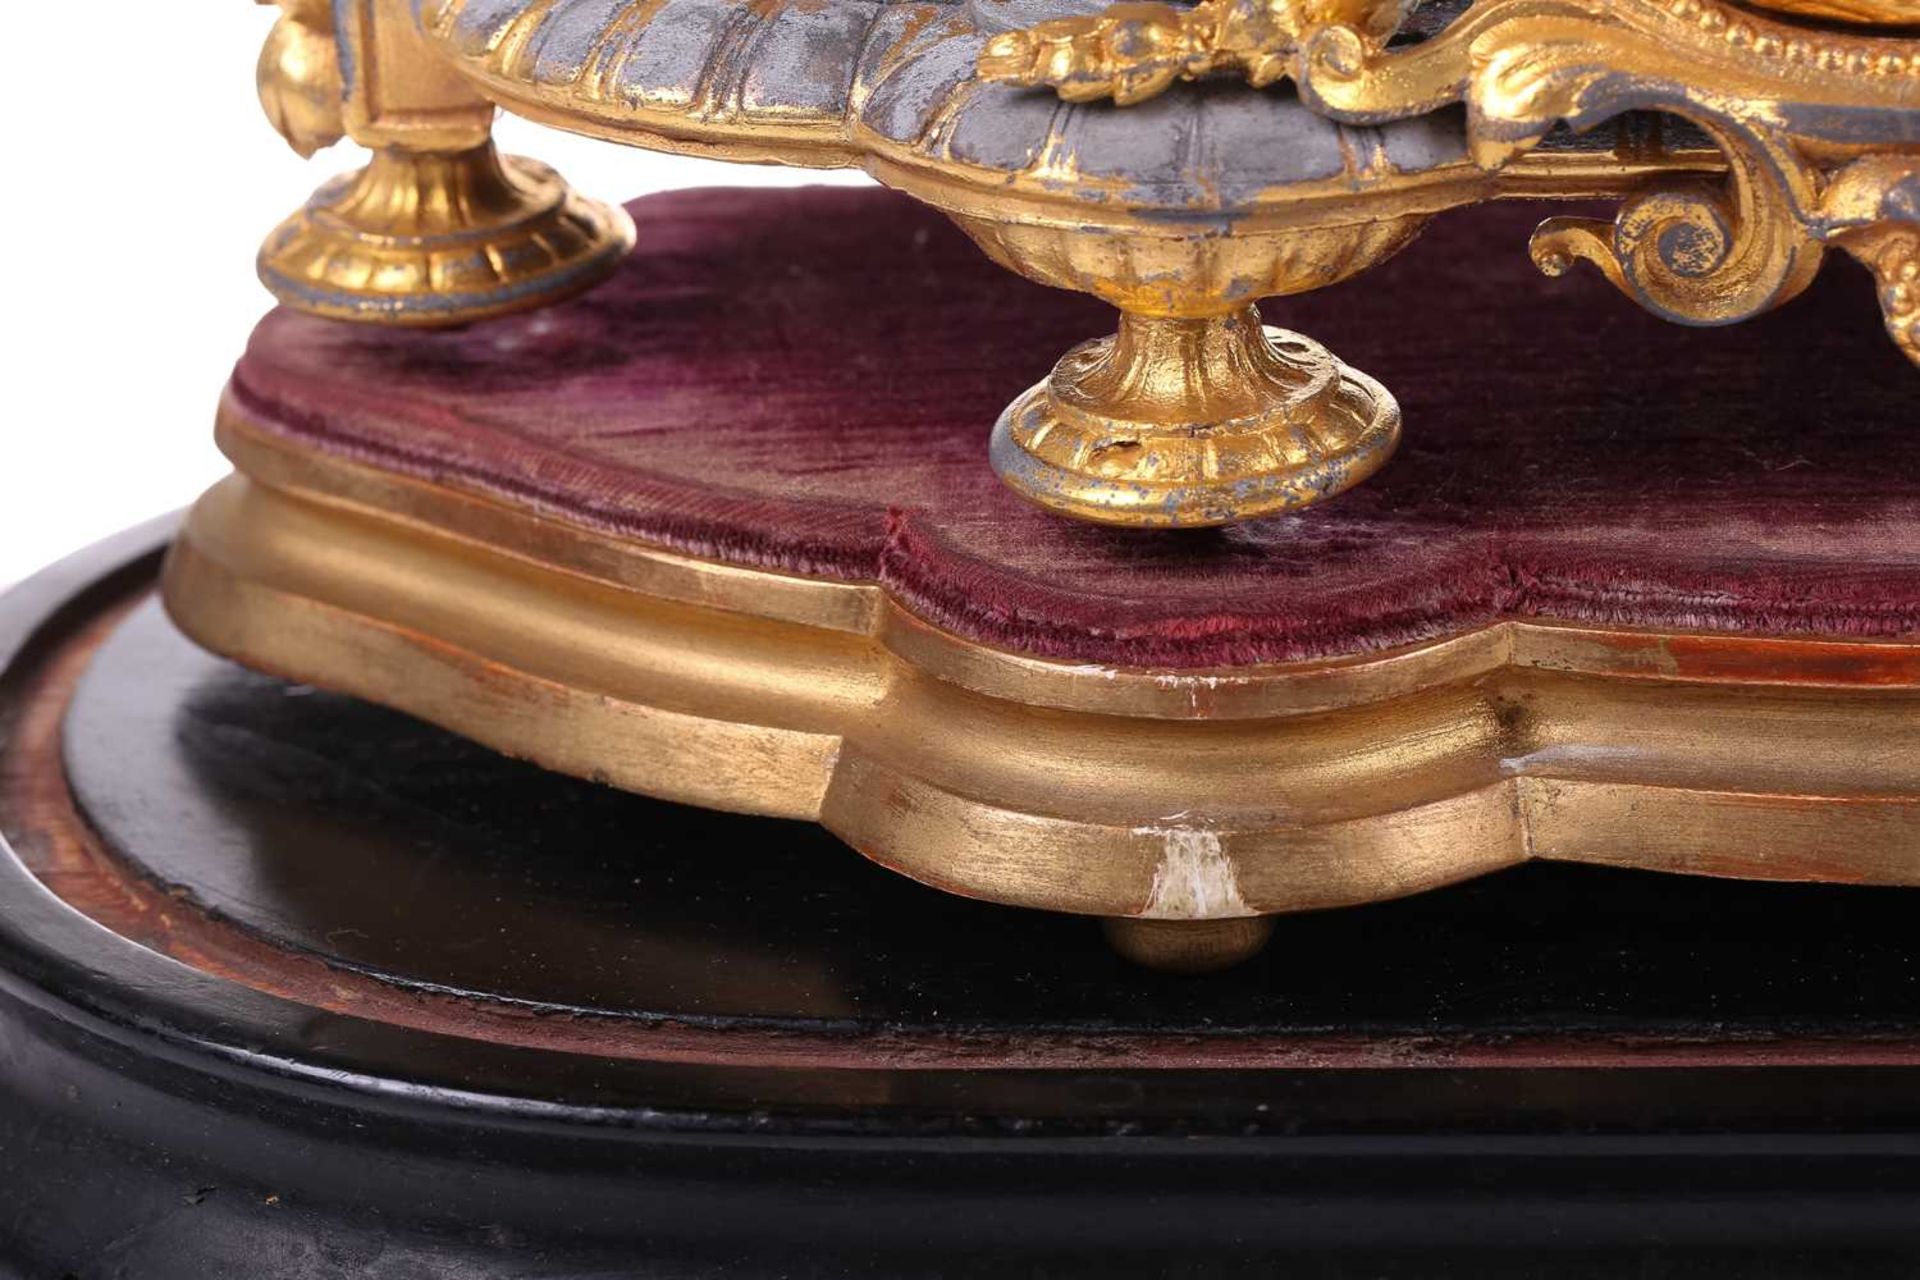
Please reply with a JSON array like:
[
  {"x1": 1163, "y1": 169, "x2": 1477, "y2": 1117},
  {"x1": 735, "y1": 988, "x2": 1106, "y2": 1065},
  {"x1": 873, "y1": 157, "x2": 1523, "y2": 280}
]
[
  {"x1": 161, "y1": 460, "x2": 1920, "y2": 972},
  {"x1": 164, "y1": 188, "x2": 1920, "y2": 972}
]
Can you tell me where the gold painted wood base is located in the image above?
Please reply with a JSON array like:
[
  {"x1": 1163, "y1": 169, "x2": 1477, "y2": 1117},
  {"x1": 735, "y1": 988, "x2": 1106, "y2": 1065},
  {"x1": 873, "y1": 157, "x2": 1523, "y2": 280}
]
[{"x1": 161, "y1": 410, "x2": 1920, "y2": 970}]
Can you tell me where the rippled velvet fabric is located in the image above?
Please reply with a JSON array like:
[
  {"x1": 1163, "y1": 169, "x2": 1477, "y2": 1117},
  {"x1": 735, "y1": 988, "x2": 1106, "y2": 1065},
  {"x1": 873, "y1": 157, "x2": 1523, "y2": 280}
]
[{"x1": 230, "y1": 186, "x2": 1919, "y2": 668}]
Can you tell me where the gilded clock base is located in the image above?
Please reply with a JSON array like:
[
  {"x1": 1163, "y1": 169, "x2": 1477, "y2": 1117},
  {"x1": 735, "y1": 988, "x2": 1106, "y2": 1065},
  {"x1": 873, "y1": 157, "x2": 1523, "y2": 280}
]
[
  {"x1": 185, "y1": 187, "x2": 1920, "y2": 973},
  {"x1": 257, "y1": 142, "x2": 635, "y2": 326},
  {"x1": 990, "y1": 307, "x2": 1401, "y2": 527},
  {"x1": 159, "y1": 409, "x2": 1920, "y2": 975}
]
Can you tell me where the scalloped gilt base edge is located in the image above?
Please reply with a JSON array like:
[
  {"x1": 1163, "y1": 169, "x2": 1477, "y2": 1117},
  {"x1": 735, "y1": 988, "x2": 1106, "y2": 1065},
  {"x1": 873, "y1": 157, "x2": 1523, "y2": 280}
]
[{"x1": 160, "y1": 428, "x2": 1920, "y2": 969}]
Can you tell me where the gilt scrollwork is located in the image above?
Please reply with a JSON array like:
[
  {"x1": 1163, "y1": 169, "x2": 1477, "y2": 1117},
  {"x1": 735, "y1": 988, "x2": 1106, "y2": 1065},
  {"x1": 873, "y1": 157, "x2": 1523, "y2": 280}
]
[
  {"x1": 1295, "y1": 0, "x2": 1918, "y2": 359},
  {"x1": 1848, "y1": 229, "x2": 1920, "y2": 362},
  {"x1": 1823, "y1": 154, "x2": 1920, "y2": 362},
  {"x1": 977, "y1": 0, "x2": 1414, "y2": 105},
  {"x1": 1524, "y1": 126, "x2": 1826, "y2": 331},
  {"x1": 1310, "y1": 1, "x2": 1918, "y2": 360},
  {"x1": 984, "y1": 0, "x2": 1920, "y2": 366}
]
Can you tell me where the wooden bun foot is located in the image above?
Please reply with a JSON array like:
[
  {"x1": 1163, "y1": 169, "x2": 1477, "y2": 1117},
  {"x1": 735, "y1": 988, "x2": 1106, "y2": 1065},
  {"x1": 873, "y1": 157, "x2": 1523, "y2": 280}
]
[{"x1": 1102, "y1": 917, "x2": 1277, "y2": 974}]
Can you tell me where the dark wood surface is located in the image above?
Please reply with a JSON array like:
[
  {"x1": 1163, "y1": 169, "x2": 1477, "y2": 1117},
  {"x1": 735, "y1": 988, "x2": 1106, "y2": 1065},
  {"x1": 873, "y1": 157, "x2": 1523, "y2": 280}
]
[{"x1": 5, "y1": 533, "x2": 1920, "y2": 1278}]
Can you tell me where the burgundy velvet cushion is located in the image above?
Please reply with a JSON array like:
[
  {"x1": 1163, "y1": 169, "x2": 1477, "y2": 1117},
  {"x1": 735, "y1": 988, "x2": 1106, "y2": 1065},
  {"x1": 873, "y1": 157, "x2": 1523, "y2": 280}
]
[{"x1": 229, "y1": 186, "x2": 1920, "y2": 668}]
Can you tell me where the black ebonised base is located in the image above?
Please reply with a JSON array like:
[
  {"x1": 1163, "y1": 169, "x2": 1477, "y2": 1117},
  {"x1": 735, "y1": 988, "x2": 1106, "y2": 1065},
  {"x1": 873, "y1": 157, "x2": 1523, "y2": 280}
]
[{"x1": 2, "y1": 522, "x2": 1918, "y2": 1278}]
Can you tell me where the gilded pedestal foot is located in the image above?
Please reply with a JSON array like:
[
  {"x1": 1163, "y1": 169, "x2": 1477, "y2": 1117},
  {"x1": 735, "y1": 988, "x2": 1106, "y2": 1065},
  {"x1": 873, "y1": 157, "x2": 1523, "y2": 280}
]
[
  {"x1": 1103, "y1": 917, "x2": 1277, "y2": 974},
  {"x1": 991, "y1": 306, "x2": 1399, "y2": 528},
  {"x1": 258, "y1": 142, "x2": 635, "y2": 326},
  {"x1": 934, "y1": 204, "x2": 1423, "y2": 528}
]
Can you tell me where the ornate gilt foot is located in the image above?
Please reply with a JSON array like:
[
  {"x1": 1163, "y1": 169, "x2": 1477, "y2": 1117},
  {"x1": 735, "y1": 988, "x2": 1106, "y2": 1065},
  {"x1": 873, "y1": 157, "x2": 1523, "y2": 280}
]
[
  {"x1": 258, "y1": 142, "x2": 635, "y2": 326},
  {"x1": 991, "y1": 307, "x2": 1399, "y2": 527},
  {"x1": 252, "y1": 0, "x2": 630, "y2": 326},
  {"x1": 1103, "y1": 917, "x2": 1277, "y2": 974},
  {"x1": 945, "y1": 210, "x2": 1425, "y2": 527}
]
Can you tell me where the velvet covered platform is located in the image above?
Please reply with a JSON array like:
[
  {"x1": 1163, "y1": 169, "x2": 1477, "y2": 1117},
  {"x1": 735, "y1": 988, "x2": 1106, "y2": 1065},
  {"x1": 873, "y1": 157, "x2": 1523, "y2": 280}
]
[
  {"x1": 163, "y1": 185, "x2": 1920, "y2": 966},
  {"x1": 218, "y1": 186, "x2": 1918, "y2": 666}
]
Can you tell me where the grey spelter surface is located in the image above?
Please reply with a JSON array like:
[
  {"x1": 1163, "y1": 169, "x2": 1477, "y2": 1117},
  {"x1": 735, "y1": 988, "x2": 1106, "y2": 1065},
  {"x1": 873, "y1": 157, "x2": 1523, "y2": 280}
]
[{"x1": 429, "y1": 0, "x2": 1481, "y2": 210}]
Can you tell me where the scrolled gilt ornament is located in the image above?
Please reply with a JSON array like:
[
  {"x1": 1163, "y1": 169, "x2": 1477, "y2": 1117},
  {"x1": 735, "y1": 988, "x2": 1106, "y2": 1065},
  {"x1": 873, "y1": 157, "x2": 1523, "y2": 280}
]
[
  {"x1": 1850, "y1": 228, "x2": 1920, "y2": 362},
  {"x1": 1528, "y1": 185, "x2": 1815, "y2": 332},
  {"x1": 1291, "y1": 0, "x2": 1920, "y2": 364},
  {"x1": 977, "y1": 0, "x2": 1414, "y2": 105},
  {"x1": 1525, "y1": 121, "x2": 1826, "y2": 329},
  {"x1": 256, "y1": 0, "x2": 345, "y2": 157},
  {"x1": 1822, "y1": 154, "x2": 1920, "y2": 363}
]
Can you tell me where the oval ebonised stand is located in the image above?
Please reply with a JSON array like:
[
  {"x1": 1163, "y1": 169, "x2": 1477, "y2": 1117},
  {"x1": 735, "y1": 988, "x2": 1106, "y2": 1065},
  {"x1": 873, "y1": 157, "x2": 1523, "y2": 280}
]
[{"x1": 2, "y1": 523, "x2": 1919, "y2": 1277}]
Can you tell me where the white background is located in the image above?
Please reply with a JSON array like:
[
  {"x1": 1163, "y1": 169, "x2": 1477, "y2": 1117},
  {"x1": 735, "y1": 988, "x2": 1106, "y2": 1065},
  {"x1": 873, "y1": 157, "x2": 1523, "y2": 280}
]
[{"x1": 0, "y1": 6, "x2": 868, "y2": 588}]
